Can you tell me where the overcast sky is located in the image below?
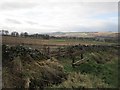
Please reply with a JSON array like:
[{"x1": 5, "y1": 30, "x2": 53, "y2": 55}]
[{"x1": 0, "y1": 0, "x2": 118, "y2": 34}]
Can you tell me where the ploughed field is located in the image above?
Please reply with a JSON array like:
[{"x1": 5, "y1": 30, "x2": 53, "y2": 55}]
[{"x1": 2, "y1": 36, "x2": 119, "y2": 88}]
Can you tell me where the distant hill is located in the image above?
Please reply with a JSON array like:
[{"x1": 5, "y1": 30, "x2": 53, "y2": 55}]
[
  {"x1": 47, "y1": 32, "x2": 118, "y2": 38},
  {"x1": 47, "y1": 32, "x2": 66, "y2": 36}
]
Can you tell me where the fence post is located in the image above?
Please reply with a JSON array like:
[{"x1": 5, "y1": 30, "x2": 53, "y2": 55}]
[
  {"x1": 57, "y1": 47, "x2": 61, "y2": 59},
  {"x1": 80, "y1": 46, "x2": 84, "y2": 59},
  {"x1": 43, "y1": 45, "x2": 47, "y2": 54},
  {"x1": 68, "y1": 47, "x2": 75, "y2": 68},
  {"x1": 47, "y1": 46, "x2": 50, "y2": 58},
  {"x1": 72, "y1": 56, "x2": 75, "y2": 68}
]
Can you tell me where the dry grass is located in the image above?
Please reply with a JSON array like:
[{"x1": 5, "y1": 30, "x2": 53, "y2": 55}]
[
  {"x1": 51, "y1": 72, "x2": 110, "y2": 88},
  {"x1": 2, "y1": 55, "x2": 67, "y2": 88}
]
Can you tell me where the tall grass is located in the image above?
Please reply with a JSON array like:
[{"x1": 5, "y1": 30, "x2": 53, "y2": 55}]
[
  {"x1": 58, "y1": 50, "x2": 118, "y2": 88},
  {"x1": 50, "y1": 72, "x2": 110, "y2": 88}
]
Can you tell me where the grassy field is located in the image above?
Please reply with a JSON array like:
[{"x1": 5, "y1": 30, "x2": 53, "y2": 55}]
[{"x1": 2, "y1": 36, "x2": 116, "y2": 46}]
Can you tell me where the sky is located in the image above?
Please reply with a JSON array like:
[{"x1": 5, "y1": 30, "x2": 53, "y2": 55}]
[{"x1": 0, "y1": 0, "x2": 119, "y2": 34}]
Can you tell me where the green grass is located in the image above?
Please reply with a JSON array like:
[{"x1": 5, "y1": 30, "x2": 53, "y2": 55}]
[
  {"x1": 58, "y1": 57, "x2": 74, "y2": 72},
  {"x1": 58, "y1": 50, "x2": 118, "y2": 88}
]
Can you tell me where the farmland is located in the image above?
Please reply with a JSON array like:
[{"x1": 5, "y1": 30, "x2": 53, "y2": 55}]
[
  {"x1": 2, "y1": 36, "x2": 116, "y2": 46},
  {"x1": 0, "y1": 0, "x2": 119, "y2": 89},
  {"x1": 2, "y1": 35, "x2": 119, "y2": 89}
]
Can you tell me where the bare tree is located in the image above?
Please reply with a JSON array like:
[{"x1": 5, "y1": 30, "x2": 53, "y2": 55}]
[
  {"x1": 11, "y1": 31, "x2": 19, "y2": 37},
  {"x1": 20, "y1": 32, "x2": 24, "y2": 37},
  {"x1": 4, "y1": 30, "x2": 9, "y2": 35},
  {"x1": 2, "y1": 30, "x2": 5, "y2": 35},
  {"x1": 24, "y1": 32, "x2": 28, "y2": 37}
]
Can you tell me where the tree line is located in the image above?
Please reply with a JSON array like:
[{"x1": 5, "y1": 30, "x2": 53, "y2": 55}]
[
  {"x1": 0, "y1": 29, "x2": 117, "y2": 42},
  {"x1": 0, "y1": 30, "x2": 50, "y2": 39},
  {"x1": 0, "y1": 29, "x2": 92, "y2": 40}
]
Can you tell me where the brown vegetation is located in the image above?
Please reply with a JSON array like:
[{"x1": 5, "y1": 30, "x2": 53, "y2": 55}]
[{"x1": 2, "y1": 55, "x2": 67, "y2": 88}]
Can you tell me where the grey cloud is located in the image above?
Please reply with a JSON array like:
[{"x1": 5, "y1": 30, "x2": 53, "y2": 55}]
[
  {"x1": 0, "y1": 1, "x2": 118, "y2": 33},
  {"x1": 66, "y1": 22, "x2": 117, "y2": 32},
  {"x1": 26, "y1": 21, "x2": 38, "y2": 25},
  {"x1": 6, "y1": 18, "x2": 21, "y2": 24},
  {"x1": 0, "y1": 2, "x2": 38, "y2": 10},
  {"x1": 40, "y1": 25, "x2": 59, "y2": 28}
]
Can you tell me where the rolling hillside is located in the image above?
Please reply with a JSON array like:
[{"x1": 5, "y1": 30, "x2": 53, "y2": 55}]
[{"x1": 48, "y1": 32, "x2": 118, "y2": 38}]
